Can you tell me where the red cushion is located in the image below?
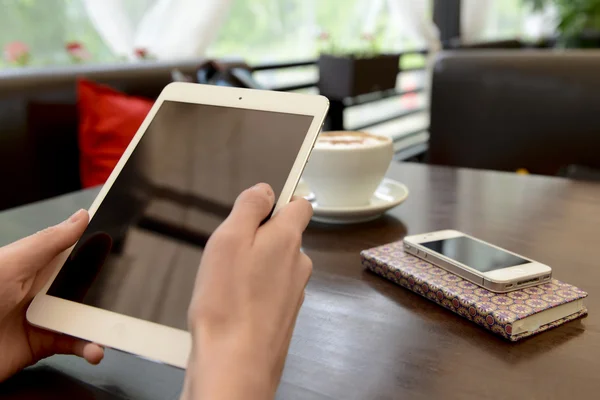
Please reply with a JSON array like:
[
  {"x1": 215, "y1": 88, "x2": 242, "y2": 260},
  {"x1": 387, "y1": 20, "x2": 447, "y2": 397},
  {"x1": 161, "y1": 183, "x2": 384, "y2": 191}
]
[{"x1": 77, "y1": 79, "x2": 153, "y2": 188}]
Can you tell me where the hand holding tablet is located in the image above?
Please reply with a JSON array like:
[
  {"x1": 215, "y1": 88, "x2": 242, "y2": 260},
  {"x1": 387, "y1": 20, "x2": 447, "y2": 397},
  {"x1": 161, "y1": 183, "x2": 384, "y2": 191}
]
[
  {"x1": 182, "y1": 183, "x2": 313, "y2": 399},
  {"x1": 0, "y1": 183, "x2": 313, "y2": 399},
  {"x1": 0, "y1": 83, "x2": 328, "y2": 398},
  {"x1": 26, "y1": 83, "x2": 329, "y2": 367},
  {"x1": 0, "y1": 210, "x2": 104, "y2": 382}
]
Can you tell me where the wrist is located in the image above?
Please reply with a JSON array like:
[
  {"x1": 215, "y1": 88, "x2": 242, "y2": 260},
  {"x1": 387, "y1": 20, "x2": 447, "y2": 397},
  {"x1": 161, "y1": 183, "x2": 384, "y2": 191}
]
[{"x1": 188, "y1": 330, "x2": 274, "y2": 400}]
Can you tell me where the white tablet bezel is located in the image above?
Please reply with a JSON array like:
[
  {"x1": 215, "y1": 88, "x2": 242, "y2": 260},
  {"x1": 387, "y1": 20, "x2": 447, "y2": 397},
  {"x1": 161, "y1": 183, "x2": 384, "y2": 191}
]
[{"x1": 27, "y1": 82, "x2": 329, "y2": 369}]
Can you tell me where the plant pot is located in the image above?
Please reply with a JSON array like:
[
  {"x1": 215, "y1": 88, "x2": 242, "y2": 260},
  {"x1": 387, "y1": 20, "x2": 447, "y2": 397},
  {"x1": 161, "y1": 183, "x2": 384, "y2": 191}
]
[
  {"x1": 561, "y1": 30, "x2": 600, "y2": 48},
  {"x1": 318, "y1": 54, "x2": 400, "y2": 100}
]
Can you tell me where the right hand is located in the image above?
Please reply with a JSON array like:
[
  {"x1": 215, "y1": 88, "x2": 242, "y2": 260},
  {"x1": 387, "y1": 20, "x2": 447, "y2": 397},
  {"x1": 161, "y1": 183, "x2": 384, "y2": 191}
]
[{"x1": 182, "y1": 183, "x2": 313, "y2": 400}]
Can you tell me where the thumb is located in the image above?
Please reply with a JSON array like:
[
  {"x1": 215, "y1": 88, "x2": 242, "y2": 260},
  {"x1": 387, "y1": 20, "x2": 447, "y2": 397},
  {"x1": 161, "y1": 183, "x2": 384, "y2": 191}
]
[
  {"x1": 3, "y1": 209, "x2": 88, "y2": 276},
  {"x1": 221, "y1": 183, "x2": 275, "y2": 235}
]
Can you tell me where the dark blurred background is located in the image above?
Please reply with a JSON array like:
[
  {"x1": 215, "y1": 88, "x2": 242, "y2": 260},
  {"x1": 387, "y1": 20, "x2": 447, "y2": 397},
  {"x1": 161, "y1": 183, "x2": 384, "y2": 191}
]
[{"x1": 1, "y1": 0, "x2": 599, "y2": 212}]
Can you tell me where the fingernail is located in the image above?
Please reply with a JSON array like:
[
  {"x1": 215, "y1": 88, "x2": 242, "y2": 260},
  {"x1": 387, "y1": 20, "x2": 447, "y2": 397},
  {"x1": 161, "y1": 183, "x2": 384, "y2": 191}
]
[
  {"x1": 68, "y1": 209, "x2": 86, "y2": 224},
  {"x1": 251, "y1": 183, "x2": 274, "y2": 198}
]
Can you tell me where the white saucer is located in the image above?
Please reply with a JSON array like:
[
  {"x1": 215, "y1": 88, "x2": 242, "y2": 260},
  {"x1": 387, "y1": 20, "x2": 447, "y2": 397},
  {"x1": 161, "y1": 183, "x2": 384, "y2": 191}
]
[{"x1": 295, "y1": 178, "x2": 409, "y2": 224}]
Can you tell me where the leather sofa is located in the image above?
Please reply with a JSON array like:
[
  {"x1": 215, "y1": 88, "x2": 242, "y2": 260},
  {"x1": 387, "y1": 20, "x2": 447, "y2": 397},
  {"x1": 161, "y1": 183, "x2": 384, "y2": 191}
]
[
  {"x1": 0, "y1": 60, "x2": 200, "y2": 211},
  {"x1": 428, "y1": 50, "x2": 600, "y2": 176}
]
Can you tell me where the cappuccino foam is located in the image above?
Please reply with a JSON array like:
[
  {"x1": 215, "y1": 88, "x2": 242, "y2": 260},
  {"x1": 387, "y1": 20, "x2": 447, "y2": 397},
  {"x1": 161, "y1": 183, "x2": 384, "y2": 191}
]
[{"x1": 315, "y1": 131, "x2": 389, "y2": 149}]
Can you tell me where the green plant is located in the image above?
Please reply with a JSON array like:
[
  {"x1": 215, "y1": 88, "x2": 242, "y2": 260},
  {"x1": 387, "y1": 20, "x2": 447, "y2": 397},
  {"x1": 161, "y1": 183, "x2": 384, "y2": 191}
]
[
  {"x1": 524, "y1": 0, "x2": 600, "y2": 45},
  {"x1": 317, "y1": 29, "x2": 385, "y2": 58}
]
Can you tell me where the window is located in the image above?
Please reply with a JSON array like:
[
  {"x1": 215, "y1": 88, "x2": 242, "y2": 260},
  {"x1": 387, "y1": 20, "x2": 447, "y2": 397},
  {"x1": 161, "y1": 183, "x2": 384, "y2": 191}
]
[
  {"x1": 483, "y1": 0, "x2": 526, "y2": 40},
  {"x1": 210, "y1": 0, "x2": 429, "y2": 63},
  {"x1": 461, "y1": 0, "x2": 556, "y2": 43},
  {"x1": 0, "y1": 0, "x2": 111, "y2": 68},
  {"x1": 1, "y1": 0, "x2": 431, "y2": 69}
]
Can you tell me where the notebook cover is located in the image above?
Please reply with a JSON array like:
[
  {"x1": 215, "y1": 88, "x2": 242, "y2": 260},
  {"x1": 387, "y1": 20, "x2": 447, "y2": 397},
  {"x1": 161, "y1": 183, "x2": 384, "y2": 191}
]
[{"x1": 361, "y1": 241, "x2": 588, "y2": 341}]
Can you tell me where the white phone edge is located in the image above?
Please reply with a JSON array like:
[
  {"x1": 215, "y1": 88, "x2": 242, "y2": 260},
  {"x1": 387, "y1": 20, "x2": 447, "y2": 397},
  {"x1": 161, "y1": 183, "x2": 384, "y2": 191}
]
[{"x1": 403, "y1": 230, "x2": 552, "y2": 293}]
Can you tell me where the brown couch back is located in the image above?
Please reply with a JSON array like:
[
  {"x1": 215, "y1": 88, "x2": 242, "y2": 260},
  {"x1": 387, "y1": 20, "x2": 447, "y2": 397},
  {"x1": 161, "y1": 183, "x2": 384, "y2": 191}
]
[
  {"x1": 429, "y1": 50, "x2": 600, "y2": 175},
  {"x1": 0, "y1": 60, "x2": 201, "y2": 211}
]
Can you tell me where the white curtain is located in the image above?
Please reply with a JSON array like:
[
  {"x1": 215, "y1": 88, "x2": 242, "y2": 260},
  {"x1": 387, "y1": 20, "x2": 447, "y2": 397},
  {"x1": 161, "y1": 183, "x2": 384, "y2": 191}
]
[
  {"x1": 360, "y1": 0, "x2": 440, "y2": 100},
  {"x1": 387, "y1": 0, "x2": 441, "y2": 53},
  {"x1": 362, "y1": 0, "x2": 441, "y2": 53},
  {"x1": 83, "y1": 0, "x2": 234, "y2": 60},
  {"x1": 461, "y1": 0, "x2": 557, "y2": 44},
  {"x1": 461, "y1": 0, "x2": 493, "y2": 44},
  {"x1": 361, "y1": 0, "x2": 386, "y2": 38}
]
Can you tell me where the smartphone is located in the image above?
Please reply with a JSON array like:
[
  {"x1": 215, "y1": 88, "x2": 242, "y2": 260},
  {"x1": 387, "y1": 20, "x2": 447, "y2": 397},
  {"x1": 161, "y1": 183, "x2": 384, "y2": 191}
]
[{"x1": 403, "y1": 230, "x2": 552, "y2": 293}]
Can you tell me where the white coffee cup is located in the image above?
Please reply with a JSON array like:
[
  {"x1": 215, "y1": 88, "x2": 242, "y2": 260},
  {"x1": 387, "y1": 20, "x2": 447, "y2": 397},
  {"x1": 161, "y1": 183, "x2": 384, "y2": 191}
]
[{"x1": 302, "y1": 131, "x2": 393, "y2": 207}]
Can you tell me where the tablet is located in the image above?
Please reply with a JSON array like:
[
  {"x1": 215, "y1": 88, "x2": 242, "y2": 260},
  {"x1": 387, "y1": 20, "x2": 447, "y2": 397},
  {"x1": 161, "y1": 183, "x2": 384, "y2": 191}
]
[{"x1": 27, "y1": 83, "x2": 329, "y2": 368}]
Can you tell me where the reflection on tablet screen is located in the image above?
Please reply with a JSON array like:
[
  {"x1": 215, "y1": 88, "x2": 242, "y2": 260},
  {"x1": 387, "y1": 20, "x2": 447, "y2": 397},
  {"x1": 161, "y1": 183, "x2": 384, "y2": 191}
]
[{"x1": 48, "y1": 100, "x2": 314, "y2": 330}]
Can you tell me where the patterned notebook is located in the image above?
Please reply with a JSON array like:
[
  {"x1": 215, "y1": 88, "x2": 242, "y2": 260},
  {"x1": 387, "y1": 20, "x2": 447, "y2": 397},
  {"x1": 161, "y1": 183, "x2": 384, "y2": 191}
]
[{"x1": 361, "y1": 241, "x2": 588, "y2": 341}]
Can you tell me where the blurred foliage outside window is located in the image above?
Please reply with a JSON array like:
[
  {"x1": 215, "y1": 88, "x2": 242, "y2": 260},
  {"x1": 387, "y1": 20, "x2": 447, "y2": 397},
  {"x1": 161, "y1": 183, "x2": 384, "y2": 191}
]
[
  {"x1": 483, "y1": 0, "x2": 528, "y2": 40},
  {"x1": 478, "y1": 0, "x2": 559, "y2": 42},
  {"x1": 0, "y1": 0, "x2": 429, "y2": 70}
]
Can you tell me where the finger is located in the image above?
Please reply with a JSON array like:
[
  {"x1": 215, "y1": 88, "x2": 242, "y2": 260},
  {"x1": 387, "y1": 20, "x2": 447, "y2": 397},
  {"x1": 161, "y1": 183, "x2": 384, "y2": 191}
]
[
  {"x1": 54, "y1": 338, "x2": 105, "y2": 365},
  {"x1": 221, "y1": 183, "x2": 275, "y2": 235},
  {"x1": 270, "y1": 197, "x2": 313, "y2": 235},
  {"x1": 80, "y1": 343, "x2": 105, "y2": 365},
  {"x1": 3, "y1": 209, "x2": 88, "y2": 275},
  {"x1": 28, "y1": 327, "x2": 104, "y2": 365}
]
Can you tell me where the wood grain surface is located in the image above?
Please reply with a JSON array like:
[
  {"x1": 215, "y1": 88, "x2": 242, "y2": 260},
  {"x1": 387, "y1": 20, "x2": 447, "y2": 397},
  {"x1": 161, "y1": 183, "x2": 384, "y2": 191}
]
[{"x1": 1, "y1": 162, "x2": 599, "y2": 400}]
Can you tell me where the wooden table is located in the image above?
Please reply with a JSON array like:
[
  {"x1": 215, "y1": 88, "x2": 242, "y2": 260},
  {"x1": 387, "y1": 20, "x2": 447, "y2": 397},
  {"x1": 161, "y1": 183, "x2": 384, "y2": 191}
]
[{"x1": 1, "y1": 162, "x2": 599, "y2": 399}]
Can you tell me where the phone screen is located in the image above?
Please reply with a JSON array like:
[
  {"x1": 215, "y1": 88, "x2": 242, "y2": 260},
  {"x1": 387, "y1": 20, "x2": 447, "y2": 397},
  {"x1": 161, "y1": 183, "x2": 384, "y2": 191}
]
[{"x1": 421, "y1": 236, "x2": 529, "y2": 273}]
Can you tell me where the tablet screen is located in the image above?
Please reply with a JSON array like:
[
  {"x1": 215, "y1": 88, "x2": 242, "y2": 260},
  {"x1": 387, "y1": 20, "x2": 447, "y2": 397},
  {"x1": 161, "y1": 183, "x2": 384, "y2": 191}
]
[{"x1": 48, "y1": 100, "x2": 314, "y2": 330}]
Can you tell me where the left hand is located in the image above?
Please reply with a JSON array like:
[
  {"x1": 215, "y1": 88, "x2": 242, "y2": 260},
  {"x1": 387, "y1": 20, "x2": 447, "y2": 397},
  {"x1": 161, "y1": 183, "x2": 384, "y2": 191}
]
[{"x1": 0, "y1": 209, "x2": 104, "y2": 382}]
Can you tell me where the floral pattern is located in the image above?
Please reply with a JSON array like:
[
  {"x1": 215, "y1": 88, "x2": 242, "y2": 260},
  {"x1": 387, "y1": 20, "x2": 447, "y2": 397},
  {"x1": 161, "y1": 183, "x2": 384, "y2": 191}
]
[{"x1": 361, "y1": 241, "x2": 588, "y2": 341}]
